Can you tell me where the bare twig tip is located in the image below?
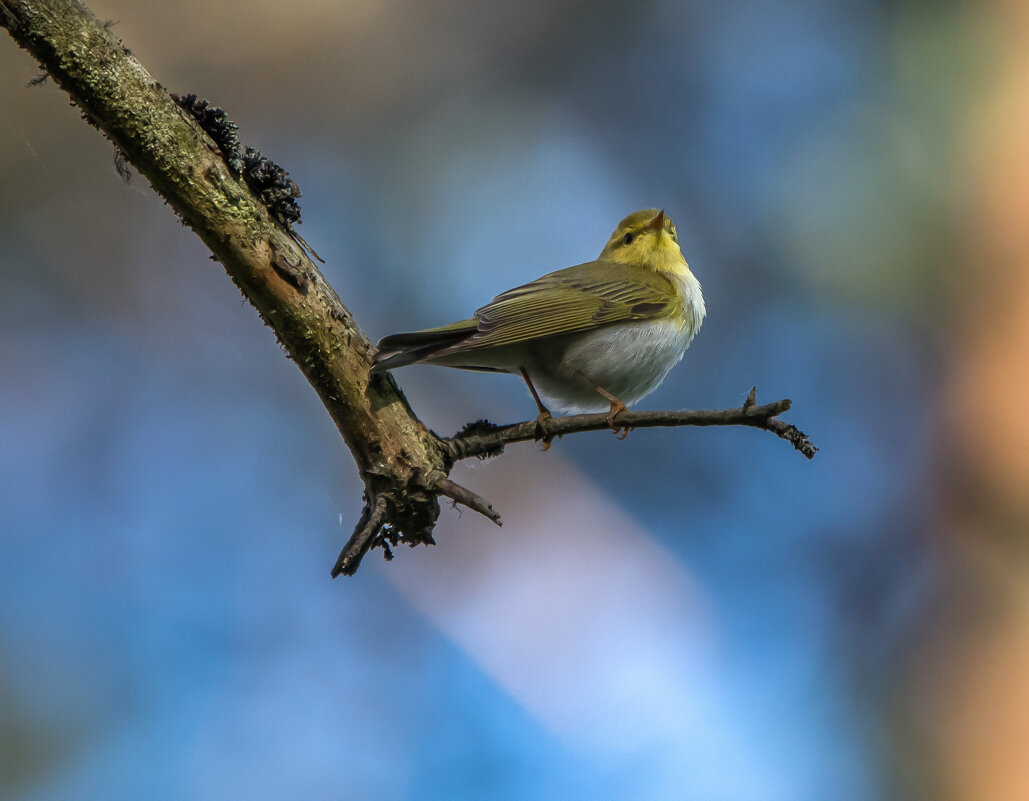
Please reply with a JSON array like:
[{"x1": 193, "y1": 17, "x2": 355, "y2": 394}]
[{"x1": 437, "y1": 478, "x2": 503, "y2": 526}]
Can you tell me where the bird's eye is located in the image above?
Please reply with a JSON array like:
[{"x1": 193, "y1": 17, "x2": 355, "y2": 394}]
[{"x1": 622, "y1": 232, "x2": 634, "y2": 245}]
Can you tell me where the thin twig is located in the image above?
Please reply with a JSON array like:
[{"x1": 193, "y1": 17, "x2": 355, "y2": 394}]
[
  {"x1": 436, "y1": 478, "x2": 503, "y2": 526},
  {"x1": 444, "y1": 390, "x2": 818, "y2": 461}
]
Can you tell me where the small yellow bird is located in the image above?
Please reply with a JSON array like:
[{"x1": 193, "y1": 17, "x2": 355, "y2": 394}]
[{"x1": 371, "y1": 209, "x2": 705, "y2": 429}]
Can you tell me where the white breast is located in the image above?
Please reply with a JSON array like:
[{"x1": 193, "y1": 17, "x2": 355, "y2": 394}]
[
  {"x1": 530, "y1": 271, "x2": 705, "y2": 413},
  {"x1": 541, "y1": 320, "x2": 688, "y2": 410}
]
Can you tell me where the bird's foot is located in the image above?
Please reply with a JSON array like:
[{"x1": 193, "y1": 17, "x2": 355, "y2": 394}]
[
  {"x1": 607, "y1": 400, "x2": 632, "y2": 439},
  {"x1": 535, "y1": 410, "x2": 556, "y2": 451}
]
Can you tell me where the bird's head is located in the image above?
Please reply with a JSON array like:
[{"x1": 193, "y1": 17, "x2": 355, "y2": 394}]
[{"x1": 599, "y1": 209, "x2": 686, "y2": 274}]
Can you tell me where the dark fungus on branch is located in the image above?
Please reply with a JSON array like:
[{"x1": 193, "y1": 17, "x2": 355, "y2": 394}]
[{"x1": 172, "y1": 92, "x2": 321, "y2": 261}]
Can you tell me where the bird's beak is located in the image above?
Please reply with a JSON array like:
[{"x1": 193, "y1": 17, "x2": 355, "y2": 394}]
[{"x1": 647, "y1": 210, "x2": 665, "y2": 232}]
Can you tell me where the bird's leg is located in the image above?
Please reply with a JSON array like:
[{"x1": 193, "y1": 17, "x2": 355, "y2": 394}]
[
  {"x1": 519, "y1": 367, "x2": 551, "y2": 420},
  {"x1": 572, "y1": 370, "x2": 631, "y2": 438},
  {"x1": 520, "y1": 368, "x2": 555, "y2": 450},
  {"x1": 599, "y1": 392, "x2": 631, "y2": 439}
]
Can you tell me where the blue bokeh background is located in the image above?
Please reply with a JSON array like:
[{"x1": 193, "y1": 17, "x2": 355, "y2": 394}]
[{"x1": 0, "y1": 1, "x2": 994, "y2": 799}]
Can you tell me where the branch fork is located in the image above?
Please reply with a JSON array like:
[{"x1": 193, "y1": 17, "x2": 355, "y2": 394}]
[{"x1": 331, "y1": 386, "x2": 816, "y2": 576}]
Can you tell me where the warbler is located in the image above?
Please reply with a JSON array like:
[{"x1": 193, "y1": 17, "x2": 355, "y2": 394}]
[{"x1": 372, "y1": 209, "x2": 705, "y2": 430}]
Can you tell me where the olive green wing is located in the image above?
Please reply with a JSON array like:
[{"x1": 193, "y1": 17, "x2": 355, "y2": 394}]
[{"x1": 443, "y1": 259, "x2": 677, "y2": 353}]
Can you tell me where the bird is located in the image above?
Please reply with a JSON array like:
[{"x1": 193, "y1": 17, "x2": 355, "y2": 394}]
[{"x1": 371, "y1": 209, "x2": 705, "y2": 435}]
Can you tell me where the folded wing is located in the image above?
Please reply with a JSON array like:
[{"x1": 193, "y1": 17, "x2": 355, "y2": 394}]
[{"x1": 372, "y1": 260, "x2": 676, "y2": 372}]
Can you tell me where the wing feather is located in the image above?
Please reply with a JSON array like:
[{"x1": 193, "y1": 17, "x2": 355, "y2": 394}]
[{"x1": 439, "y1": 260, "x2": 677, "y2": 354}]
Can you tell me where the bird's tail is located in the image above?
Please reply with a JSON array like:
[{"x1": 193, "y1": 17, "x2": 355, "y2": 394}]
[{"x1": 370, "y1": 319, "x2": 478, "y2": 374}]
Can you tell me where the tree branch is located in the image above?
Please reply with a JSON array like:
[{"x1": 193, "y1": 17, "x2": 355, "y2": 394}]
[
  {"x1": 1, "y1": 0, "x2": 817, "y2": 578},
  {"x1": 445, "y1": 388, "x2": 818, "y2": 461},
  {"x1": 332, "y1": 494, "x2": 390, "y2": 578}
]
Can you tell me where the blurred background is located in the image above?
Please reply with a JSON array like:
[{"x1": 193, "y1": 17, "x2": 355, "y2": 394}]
[{"x1": 1, "y1": 1, "x2": 1024, "y2": 799}]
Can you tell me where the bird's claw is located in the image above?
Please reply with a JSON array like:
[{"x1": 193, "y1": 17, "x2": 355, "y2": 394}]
[
  {"x1": 606, "y1": 401, "x2": 631, "y2": 439},
  {"x1": 535, "y1": 411, "x2": 555, "y2": 451}
]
